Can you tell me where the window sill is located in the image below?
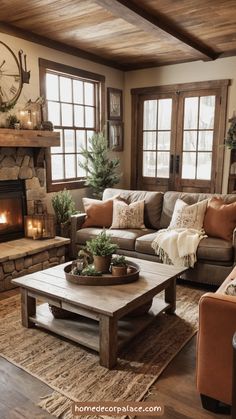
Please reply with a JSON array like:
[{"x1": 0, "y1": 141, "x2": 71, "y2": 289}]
[{"x1": 47, "y1": 180, "x2": 86, "y2": 193}]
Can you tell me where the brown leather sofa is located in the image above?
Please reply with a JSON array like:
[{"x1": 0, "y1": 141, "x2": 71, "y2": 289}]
[
  {"x1": 196, "y1": 266, "x2": 236, "y2": 412},
  {"x1": 71, "y1": 188, "x2": 236, "y2": 286}
]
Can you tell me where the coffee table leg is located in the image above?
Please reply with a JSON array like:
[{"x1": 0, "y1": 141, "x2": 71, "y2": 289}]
[
  {"x1": 99, "y1": 315, "x2": 117, "y2": 369},
  {"x1": 21, "y1": 288, "x2": 36, "y2": 328},
  {"x1": 165, "y1": 278, "x2": 176, "y2": 314}
]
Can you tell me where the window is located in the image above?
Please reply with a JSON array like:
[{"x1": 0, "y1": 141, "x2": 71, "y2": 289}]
[
  {"x1": 39, "y1": 59, "x2": 105, "y2": 192},
  {"x1": 131, "y1": 80, "x2": 229, "y2": 194}
]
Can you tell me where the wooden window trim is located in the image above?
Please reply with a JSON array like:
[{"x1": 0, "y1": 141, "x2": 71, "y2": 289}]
[
  {"x1": 131, "y1": 79, "x2": 230, "y2": 192},
  {"x1": 39, "y1": 58, "x2": 105, "y2": 193}
]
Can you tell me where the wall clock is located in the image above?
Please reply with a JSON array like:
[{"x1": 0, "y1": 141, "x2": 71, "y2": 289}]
[{"x1": 0, "y1": 41, "x2": 30, "y2": 112}]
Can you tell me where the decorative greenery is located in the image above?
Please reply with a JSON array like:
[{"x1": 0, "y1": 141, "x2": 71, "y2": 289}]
[
  {"x1": 111, "y1": 255, "x2": 128, "y2": 267},
  {"x1": 85, "y1": 230, "x2": 118, "y2": 256},
  {"x1": 6, "y1": 114, "x2": 20, "y2": 129},
  {"x1": 51, "y1": 189, "x2": 76, "y2": 224},
  {"x1": 225, "y1": 117, "x2": 236, "y2": 149},
  {"x1": 78, "y1": 131, "x2": 120, "y2": 199},
  {"x1": 81, "y1": 265, "x2": 102, "y2": 276},
  {"x1": 0, "y1": 102, "x2": 15, "y2": 113}
]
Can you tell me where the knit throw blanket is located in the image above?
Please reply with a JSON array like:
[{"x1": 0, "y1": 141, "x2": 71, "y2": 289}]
[{"x1": 151, "y1": 228, "x2": 206, "y2": 268}]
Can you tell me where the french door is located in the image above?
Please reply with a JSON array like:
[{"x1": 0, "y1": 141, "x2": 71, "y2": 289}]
[{"x1": 132, "y1": 80, "x2": 229, "y2": 193}]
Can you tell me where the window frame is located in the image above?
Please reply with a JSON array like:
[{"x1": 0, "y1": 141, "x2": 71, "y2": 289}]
[{"x1": 39, "y1": 58, "x2": 105, "y2": 192}]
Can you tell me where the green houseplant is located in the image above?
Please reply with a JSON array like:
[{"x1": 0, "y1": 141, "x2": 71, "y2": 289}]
[
  {"x1": 85, "y1": 230, "x2": 118, "y2": 273},
  {"x1": 51, "y1": 189, "x2": 76, "y2": 236},
  {"x1": 111, "y1": 255, "x2": 128, "y2": 276},
  {"x1": 78, "y1": 131, "x2": 121, "y2": 199}
]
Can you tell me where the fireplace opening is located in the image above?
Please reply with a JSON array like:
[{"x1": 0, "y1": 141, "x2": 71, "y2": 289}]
[{"x1": 0, "y1": 180, "x2": 27, "y2": 242}]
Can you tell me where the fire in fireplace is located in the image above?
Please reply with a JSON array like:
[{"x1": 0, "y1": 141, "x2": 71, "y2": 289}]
[{"x1": 0, "y1": 180, "x2": 27, "y2": 242}]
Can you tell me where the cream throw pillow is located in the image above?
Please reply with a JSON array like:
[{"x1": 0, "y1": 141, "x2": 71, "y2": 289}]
[
  {"x1": 111, "y1": 199, "x2": 145, "y2": 229},
  {"x1": 169, "y1": 199, "x2": 208, "y2": 230},
  {"x1": 225, "y1": 278, "x2": 236, "y2": 296}
]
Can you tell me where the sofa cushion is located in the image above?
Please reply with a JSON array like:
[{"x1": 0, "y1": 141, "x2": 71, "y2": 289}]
[
  {"x1": 103, "y1": 188, "x2": 163, "y2": 230},
  {"x1": 111, "y1": 199, "x2": 145, "y2": 229},
  {"x1": 135, "y1": 233, "x2": 233, "y2": 262},
  {"x1": 76, "y1": 228, "x2": 155, "y2": 251},
  {"x1": 203, "y1": 197, "x2": 236, "y2": 241},
  {"x1": 169, "y1": 198, "x2": 207, "y2": 230},
  {"x1": 160, "y1": 191, "x2": 236, "y2": 229},
  {"x1": 81, "y1": 197, "x2": 114, "y2": 228}
]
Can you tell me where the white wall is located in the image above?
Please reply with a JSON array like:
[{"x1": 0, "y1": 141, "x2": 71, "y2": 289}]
[
  {"x1": 0, "y1": 32, "x2": 125, "y2": 211},
  {"x1": 124, "y1": 57, "x2": 236, "y2": 192}
]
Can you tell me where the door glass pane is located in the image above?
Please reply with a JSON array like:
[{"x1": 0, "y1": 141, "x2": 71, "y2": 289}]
[
  {"x1": 46, "y1": 74, "x2": 59, "y2": 101},
  {"x1": 76, "y1": 130, "x2": 86, "y2": 151},
  {"x1": 198, "y1": 131, "x2": 213, "y2": 151},
  {"x1": 158, "y1": 132, "x2": 171, "y2": 150},
  {"x1": 197, "y1": 153, "x2": 212, "y2": 180},
  {"x1": 183, "y1": 131, "x2": 197, "y2": 151},
  {"x1": 74, "y1": 105, "x2": 84, "y2": 127},
  {"x1": 143, "y1": 152, "x2": 156, "y2": 177},
  {"x1": 84, "y1": 82, "x2": 94, "y2": 106},
  {"x1": 143, "y1": 131, "x2": 156, "y2": 150},
  {"x1": 199, "y1": 96, "x2": 215, "y2": 129},
  {"x1": 143, "y1": 100, "x2": 157, "y2": 130},
  {"x1": 61, "y1": 104, "x2": 73, "y2": 126},
  {"x1": 48, "y1": 101, "x2": 60, "y2": 125},
  {"x1": 65, "y1": 155, "x2": 76, "y2": 178},
  {"x1": 51, "y1": 129, "x2": 63, "y2": 153},
  {"x1": 184, "y1": 97, "x2": 198, "y2": 129},
  {"x1": 157, "y1": 152, "x2": 169, "y2": 178},
  {"x1": 182, "y1": 152, "x2": 196, "y2": 179},
  {"x1": 73, "y1": 80, "x2": 83, "y2": 104},
  {"x1": 64, "y1": 130, "x2": 75, "y2": 153},
  {"x1": 60, "y1": 76, "x2": 72, "y2": 103},
  {"x1": 51, "y1": 154, "x2": 63, "y2": 180},
  {"x1": 158, "y1": 99, "x2": 172, "y2": 130}
]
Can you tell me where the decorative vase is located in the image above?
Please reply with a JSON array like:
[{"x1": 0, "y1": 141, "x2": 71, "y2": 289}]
[
  {"x1": 111, "y1": 266, "x2": 127, "y2": 276},
  {"x1": 93, "y1": 255, "x2": 111, "y2": 273}
]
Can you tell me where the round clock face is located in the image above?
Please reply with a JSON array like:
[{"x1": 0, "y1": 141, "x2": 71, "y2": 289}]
[{"x1": 0, "y1": 41, "x2": 22, "y2": 110}]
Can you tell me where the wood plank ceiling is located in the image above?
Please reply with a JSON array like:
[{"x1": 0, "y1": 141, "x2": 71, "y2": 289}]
[{"x1": 0, "y1": 0, "x2": 236, "y2": 70}]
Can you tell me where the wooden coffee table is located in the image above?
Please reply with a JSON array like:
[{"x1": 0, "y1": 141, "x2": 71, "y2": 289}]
[{"x1": 12, "y1": 258, "x2": 187, "y2": 369}]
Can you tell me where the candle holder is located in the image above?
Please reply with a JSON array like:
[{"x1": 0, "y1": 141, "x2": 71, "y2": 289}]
[{"x1": 24, "y1": 214, "x2": 55, "y2": 240}]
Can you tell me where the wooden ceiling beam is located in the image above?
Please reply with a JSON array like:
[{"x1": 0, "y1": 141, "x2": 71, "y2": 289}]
[
  {"x1": 0, "y1": 21, "x2": 125, "y2": 71},
  {"x1": 94, "y1": 0, "x2": 219, "y2": 61}
]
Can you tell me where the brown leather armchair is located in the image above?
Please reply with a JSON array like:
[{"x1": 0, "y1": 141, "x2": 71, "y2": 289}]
[{"x1": 196, "y1": 266, "x2": 236, "y2": 412}]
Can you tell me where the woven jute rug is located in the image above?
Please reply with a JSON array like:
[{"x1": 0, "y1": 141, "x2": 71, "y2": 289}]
[{"x1": 0, "y1": 285, "x2": 203, "y2": 419}]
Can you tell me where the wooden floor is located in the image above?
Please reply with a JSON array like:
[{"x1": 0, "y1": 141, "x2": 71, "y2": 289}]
[{"x1": 0, "y1": 289, "x2": 229, "y2": 419}]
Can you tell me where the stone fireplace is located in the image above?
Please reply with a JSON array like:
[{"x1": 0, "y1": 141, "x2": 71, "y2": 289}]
[{"x1": 0, "y1": 130, "x2": 70, "y2": 292}]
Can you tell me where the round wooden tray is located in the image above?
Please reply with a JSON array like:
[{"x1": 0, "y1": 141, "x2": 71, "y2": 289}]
[{"x1": 64, "y1": 261, "x2": 140, "y2": 286}]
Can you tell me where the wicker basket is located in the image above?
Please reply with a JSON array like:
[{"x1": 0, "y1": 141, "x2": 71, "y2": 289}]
[{"x1": 49, "y1": 304, "x2": 80, "y2": 319}]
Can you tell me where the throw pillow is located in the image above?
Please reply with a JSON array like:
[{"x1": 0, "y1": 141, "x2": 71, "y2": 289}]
[
  {"x1": 168, "y1": 198, "x2": 207, "y2": 230},
  {"x1": 225, "y1": 278, "x2": 236, "y2": 296},
  {"x1": 82, "y1": 197, "x2": 114, "y2": 228},
  {"x1": 111, "y1": 199, "x2": 145, "y2": 229},
  {"x1": 203, "y1": 197, "x2": 236, "y2": 241}
]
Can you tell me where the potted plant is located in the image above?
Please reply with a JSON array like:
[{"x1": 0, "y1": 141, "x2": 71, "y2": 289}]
[
  {"x1": 85, "y1": 230, "x2": 118, "y2": 273},
  {"x1": 78, "y1": 131, "x2": 121, "y2": 199},
  {"x1": 225, "y1": 116, "x2": 236, "y2": 150},
  {"x1": 51, "y1": 189, "x2": 76, "y2": 237},
  {"x1": 111, "y1": 255, "x2": 128, "y2": 276}
]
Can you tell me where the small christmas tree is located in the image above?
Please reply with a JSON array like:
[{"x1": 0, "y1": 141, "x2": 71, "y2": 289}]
[{"x1": 78, "y1": 131, "x2": 120, "y2": 199}]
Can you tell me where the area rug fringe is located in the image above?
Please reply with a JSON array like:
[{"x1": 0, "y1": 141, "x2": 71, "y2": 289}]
[{"x1": 0, "y1": 287, "x2": 203, "y2": 419}]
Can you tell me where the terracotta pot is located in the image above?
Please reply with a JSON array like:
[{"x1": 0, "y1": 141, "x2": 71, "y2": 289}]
[
  {"x1": 93, "y1": 255, "x2": 111, "y2": 273},
  {"x1": 111, "y1": 266, "x2": 127, "y2": 276}
]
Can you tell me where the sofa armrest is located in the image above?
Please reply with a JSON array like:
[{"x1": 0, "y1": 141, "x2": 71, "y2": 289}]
[
  {"x1": 70, "y1": 213, "x2": 86, "y2": 258},
  {"x1": 197, "y1": 292, "x2": 236, "y2": 405}
]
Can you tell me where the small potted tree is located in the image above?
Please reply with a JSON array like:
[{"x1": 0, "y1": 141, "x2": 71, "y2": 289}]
[
  {"x1": 52, "y1": 189, "x2": 76, "y2": 237},
  {"x1": 85, "y1": 230, "x2": 118, "y2": 273},
  {"x1": 111, "y1": 255, "x2": 128, "y2": 276}
]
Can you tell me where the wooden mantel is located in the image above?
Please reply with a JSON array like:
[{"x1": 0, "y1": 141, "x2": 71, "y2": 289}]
[{"x1": 0, "y1": 129, "x2": 60, "y2": 147}]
